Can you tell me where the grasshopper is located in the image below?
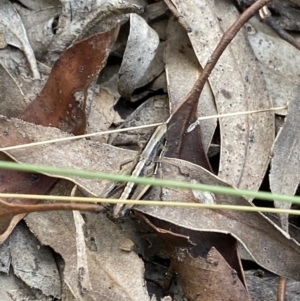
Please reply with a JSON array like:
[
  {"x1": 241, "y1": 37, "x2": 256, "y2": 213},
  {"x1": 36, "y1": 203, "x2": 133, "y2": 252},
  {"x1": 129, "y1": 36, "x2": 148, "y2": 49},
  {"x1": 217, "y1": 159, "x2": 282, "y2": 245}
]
[{"x1": 111, "y1": 124, "x2": 167, "y2": 218}]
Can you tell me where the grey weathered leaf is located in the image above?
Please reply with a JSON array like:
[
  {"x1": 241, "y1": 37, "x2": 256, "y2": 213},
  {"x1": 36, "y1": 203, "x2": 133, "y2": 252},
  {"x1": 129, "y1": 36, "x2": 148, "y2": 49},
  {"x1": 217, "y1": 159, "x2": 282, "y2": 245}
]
[
  {"x1": 165, "y1": 16, "x2": 217, "y2": 152},
  {"x1": 10, "y1": 222, "x2": 61, "y2": 298},
  {"x1": 118, "y1": 13, "x2": 159, "y2": 100},
  {"x1": 165, "y1": 0, "x2": 274, "y2": 193},
  {"x1": 270, "y1": 88, "x2": 300, "y2": 230},
  {"x1": 46, "y1": 1, "x2": 145, "y2": 64},
  {"x1": 245, "y1": 270, "x2": 300, "y2": 301},
  {"x1": 25, "y1": 211, "x2": 151, "y2": 301},
  {"x1": 15, "y1": 2, "x2": 60, "y2": 60},
  {"x1": 0, "y1": 63, "x2": 26, "y2": 117},
  {"x1": 0, "y1": 0, "x2": 40, "y2": 78},
  {"x1": 137, "y1": 41, "x2": 165, "y2": 89},
  {"x1": 246, "y1": 16, "x2": 299, "y2": 113}
]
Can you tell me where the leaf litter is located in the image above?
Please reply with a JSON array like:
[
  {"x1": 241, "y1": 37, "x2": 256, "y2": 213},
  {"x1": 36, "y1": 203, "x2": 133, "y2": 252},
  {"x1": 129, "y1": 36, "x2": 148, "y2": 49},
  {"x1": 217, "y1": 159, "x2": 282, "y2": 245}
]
[{"x1": 1, "y1": 0, "x2": 300, "y2": 300}]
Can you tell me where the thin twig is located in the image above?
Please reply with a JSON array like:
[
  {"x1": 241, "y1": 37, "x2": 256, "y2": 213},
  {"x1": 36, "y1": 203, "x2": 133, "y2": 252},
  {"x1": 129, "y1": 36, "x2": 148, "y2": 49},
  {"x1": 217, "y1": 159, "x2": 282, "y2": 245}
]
[
  {"x1": 0, "y1": 106, "x2": 284, "y2": 152},
  {"x1": 1, "y1": 193, "x2": 300, "y2": 215},
  {"x1": 277, "y1": 276, "x2": 287, "y2": 301}
]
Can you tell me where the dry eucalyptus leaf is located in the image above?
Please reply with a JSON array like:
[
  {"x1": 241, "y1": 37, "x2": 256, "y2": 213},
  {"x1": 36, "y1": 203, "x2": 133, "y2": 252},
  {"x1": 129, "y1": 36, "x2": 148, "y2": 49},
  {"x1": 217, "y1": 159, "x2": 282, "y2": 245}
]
[
  {"x1": 144, "y1": 214, "x2": 249, "y2": 301},
  {"x1": 16, "y1": 0, "x2": 60, "y2": 10},
  {"x1": 173, "y1": 246, "x2": 250, "y2": 301},
  {"x1": 165, "y1": 16, "x2": 217, "y2": 152},
  {"x1": 25, "y1": 211, "x2": 151, "y2": 300},
  {"x1": 14, "y1": 2, "x2": 61, "y2": 60},
  {"x1": 0, "y1": 63, "x2": 26, "y2": 117},
  {"x1": 0, "y1": 0, "x2": 40, "y2": 78},
  {"x1": 137, "y1": 41, "x2": 165, "y2": 88},
  {"x1": 270, "y1": 88, "x2": 300, "y2": 231},
  {"x1": 148, "y1": 71, "x2": 167, "y2": 92},
  {"x1": 245, "y1": 270, "x2": 300, "y2": 301},
  {"x1": 20, "y1": 27, "x2": 120, "y2": 135},
  {"x1": 166, "y1": 0, "x2": 274, "y2": 193},
  {"x1": 137, "y1": 157, "x2": 300, "y2": 281},
  {"x1": 46, "y1": 1, "x2": 144, "y2": 64},
  {"x1": 1, "y1": 116, "x2": 135, "y2": 197},
  {"x1": 10, "y1": 222, "x2": 61, "y2": 298},
  {"x1": 118, "y1": 13, "x2": 159, "y2": 100},
  {"x1": 143, "y1": 1, "x2": 169, "y2": 22},
  {"x1": 246, "y1": 16, "x2": 299, "y2": 114},
  {"x1": 0, "y1": 240, "x2": 10, "y2": 273},
  {"x1": 0, "y1": 271, "x2": 43, "y2": 301}
]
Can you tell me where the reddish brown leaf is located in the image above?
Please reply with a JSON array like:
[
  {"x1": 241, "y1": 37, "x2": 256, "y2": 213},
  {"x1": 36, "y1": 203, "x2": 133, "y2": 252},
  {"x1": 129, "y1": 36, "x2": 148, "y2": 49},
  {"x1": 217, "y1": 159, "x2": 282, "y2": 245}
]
[
  {"x1": 20, "y1": 28, "x2": 119, "y2": 135},
  {"x1": 0, "y1": 27, "x2": 119, "y2": 241}
]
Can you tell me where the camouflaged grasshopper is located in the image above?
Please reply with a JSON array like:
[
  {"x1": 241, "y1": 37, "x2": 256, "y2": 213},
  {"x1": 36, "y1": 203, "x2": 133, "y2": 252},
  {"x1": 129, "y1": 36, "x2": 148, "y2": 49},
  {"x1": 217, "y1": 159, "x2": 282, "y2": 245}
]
[{"x1": 108, "y1": 124, "x2": 167, "y2": 218}]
